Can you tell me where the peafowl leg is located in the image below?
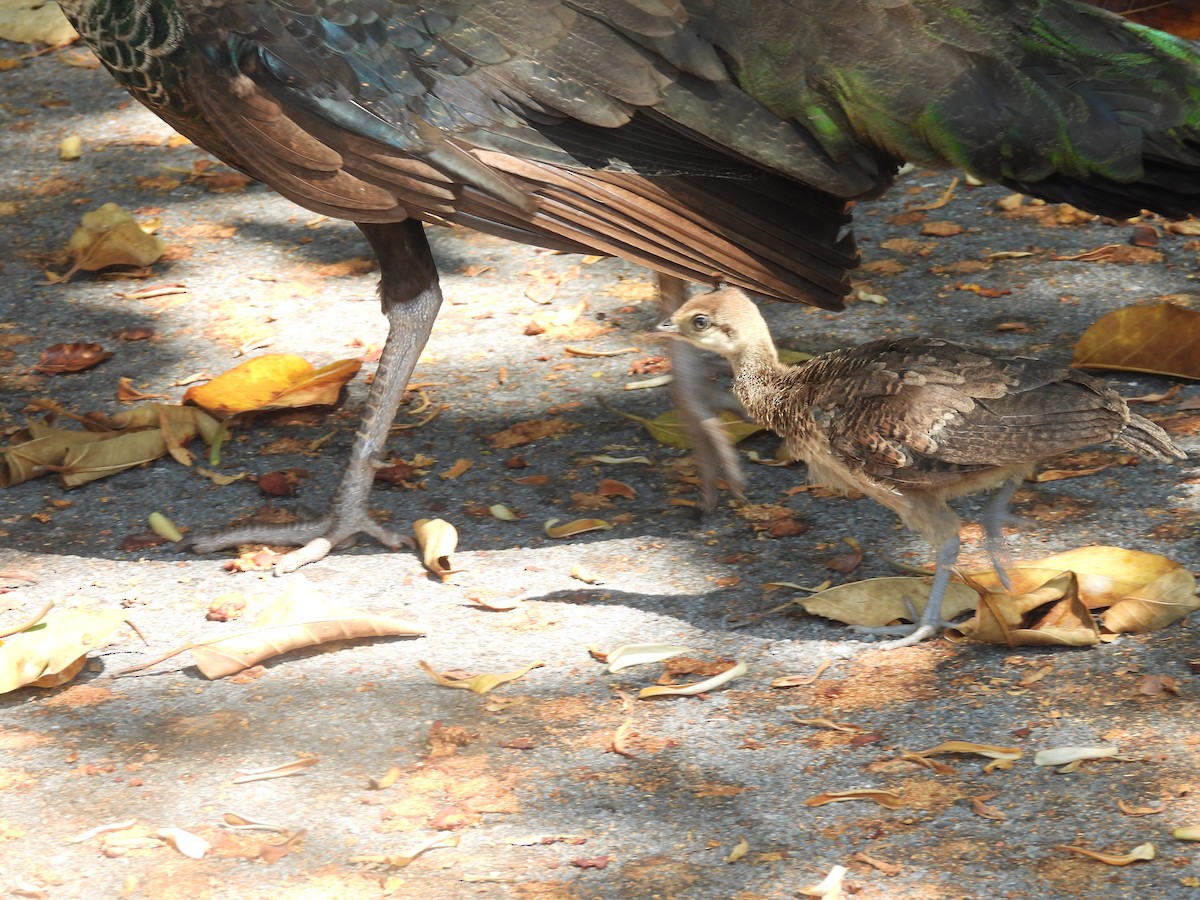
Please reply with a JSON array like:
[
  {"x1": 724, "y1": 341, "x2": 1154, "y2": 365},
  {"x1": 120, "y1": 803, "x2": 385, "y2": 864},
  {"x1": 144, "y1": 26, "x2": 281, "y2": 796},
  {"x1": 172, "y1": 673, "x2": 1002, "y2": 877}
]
[
  {"x1": 658, "y1": 274, "x2": 747, "y2": 512},
  {"x1": 981, "y1": 478, "x2": 1022, "y2": 591},
  {"x1": 852, "y1": 535, "x2": 962, "y2": 649},
  {"x1": 190, "y1": 220, "x2": 443, "y2": 574}
]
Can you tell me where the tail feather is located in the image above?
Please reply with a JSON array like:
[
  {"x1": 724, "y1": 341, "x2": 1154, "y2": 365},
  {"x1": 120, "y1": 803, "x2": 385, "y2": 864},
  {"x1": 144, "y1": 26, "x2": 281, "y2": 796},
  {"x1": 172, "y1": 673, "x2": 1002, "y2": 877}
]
[{"x1": 1117, "y1": 414, "x2": 1187, "y2": 461}]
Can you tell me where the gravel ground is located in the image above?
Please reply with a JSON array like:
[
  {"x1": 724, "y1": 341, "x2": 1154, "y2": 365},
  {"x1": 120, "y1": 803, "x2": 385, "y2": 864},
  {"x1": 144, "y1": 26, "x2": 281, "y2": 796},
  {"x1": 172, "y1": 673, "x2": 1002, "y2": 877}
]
[{"x1": 2, "y1": 41, "x2": 1200, "y2": 900}]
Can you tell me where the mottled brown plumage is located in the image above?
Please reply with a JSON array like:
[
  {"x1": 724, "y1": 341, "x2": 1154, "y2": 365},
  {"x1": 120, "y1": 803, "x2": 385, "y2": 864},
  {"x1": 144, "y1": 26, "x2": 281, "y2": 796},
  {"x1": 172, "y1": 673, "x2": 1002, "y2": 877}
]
[{"x1": 662, "y1": 288, "x2": 1185, "y2": 648}]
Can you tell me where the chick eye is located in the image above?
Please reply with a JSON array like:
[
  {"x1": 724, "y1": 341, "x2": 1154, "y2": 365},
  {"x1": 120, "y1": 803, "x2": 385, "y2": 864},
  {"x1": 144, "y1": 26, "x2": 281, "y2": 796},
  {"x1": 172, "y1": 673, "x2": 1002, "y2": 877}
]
[{"x1": 691, "y1": 314, "x2": 711, "y2": 331}]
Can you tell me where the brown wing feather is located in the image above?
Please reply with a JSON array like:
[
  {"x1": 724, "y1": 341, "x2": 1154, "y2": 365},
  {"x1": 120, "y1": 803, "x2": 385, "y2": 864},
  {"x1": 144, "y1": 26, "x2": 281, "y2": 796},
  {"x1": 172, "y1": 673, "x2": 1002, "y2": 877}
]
[{"x1": 791, "y1": 338, "x2": 1140, "y2": 489}]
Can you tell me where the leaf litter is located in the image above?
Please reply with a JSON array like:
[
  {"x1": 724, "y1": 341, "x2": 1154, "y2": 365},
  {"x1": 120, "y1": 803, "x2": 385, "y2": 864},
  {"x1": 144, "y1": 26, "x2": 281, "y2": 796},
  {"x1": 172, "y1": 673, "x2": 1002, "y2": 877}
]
[{"x1": 117, "y1": 577, "x2": 424, "y2": 679}]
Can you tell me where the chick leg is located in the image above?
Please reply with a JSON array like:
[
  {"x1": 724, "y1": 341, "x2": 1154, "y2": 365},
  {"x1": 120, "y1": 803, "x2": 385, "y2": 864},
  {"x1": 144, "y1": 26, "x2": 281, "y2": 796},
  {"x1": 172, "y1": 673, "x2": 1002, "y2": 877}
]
[
  {"x1": 190, "y1": 220, "x2": 442, "y2": 574},
  {"x1": 658, "y1": 274, "x2": 747, "y2": 511},
  {"x1": 851, "y1": 536, "x2": 962, "y2": 649},
  {"x1": 981, "y1": 478, "x2": 1022, "y2": 591}
]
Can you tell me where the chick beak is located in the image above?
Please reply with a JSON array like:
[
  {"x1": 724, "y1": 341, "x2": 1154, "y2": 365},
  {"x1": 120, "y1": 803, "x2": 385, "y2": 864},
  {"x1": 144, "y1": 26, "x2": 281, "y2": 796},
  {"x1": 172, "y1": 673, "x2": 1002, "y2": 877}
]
[{"x1": 656, "y1": 317, "x2": 679, "y2": 335}]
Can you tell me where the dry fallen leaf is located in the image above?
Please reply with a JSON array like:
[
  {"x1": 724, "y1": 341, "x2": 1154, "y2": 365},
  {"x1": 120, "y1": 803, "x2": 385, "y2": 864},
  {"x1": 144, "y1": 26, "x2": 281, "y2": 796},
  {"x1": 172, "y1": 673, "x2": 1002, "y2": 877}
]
[
  {"x1": 1117, "y1": 800, "x2": 1165, "y2": 817},
  {"x1": 486, "y1": 417, "x2": 577, "y2": 449},
  {"x1": 0, "y1": 0, "x2": 78, "y2": 43},
  {"x1": 725, "y1": 837, "x2": 749, "y2": 864},
  {"x1": 367, "y1": 766, "x2": 404, "y2": 791},
  {"x1": 596, "y1": 478, "x2": 637, "y2": 499},
  {"x1": 232, "y1": 757, "x2": 319, "y2": 784},
  {"x1": 799, "y1": 864, "x2": 847, "y2": 899},
  {"x1": 792, "y1": 716, "x2": 866, "y2": 734},
  {"x1": 911, "y1": 741, "x2": 1023, "y2": 761},
  {"x1": 258, "y1": 830, "x2": 305, "y2": 864},
  {"x1": 544, "y1": 517, "x2": 612, "y2": 538},
  {"x1": 1054, "y1": 843, "x2": 1155, "y2": 866},
  {"x1": 156, "y1": 827, "x2": 210, "y2": 860},
  {"x1": 118, "y1": 577, "x2": 425, "y2": 679},
  {"x1": 954, "y1": 547, "x2": 1199, "y2": 644},
  {"x1": 55, "y1": 203, "x2": 165, "y2": 282},
  {"x1": 1073, "y1": 303, "x2": 1200, "y2": 379},
  {"x1": 413, "y1": 518, "x2": 458, "y2": 582},
  {"x1": 770, "y1": 660, "x2": 835, "y2": 688},
  {"x1": 604, "y1": 643, "x2": 694, "y2": 673},
  {"x1": 349, "y1": 831, "x2": 460, "y2": 867},
  {"x1": 1034, "y1": 746, "x2": 1118, "y2": 768},
  {"x1": 0, "y1": 607, "x2": 127, "y2": 693},
  {"x1": 184, "y1": 355, "x2": 362, "y2": 416},
  {"x1": 606, "y1": 405, "x2": 765, "y2": 450},
  {"x1": 419, "y1": 659, "x2": 544, "y2": 695},
  {"x1": 65, "y1": 819, "x2": 139, "y2": 845},
  {"x1": 804, "y1": 790, "x2": 905, "y2": 810},
  {"x1": 221, "y1": 813, "x2": 289, "y2": 834},
  {"x1": 33, "y1": 342, "x2": 112, "y2": 374},
  {"x1": 609, "y1": 719, "x2": 635, "y2": 758},
  {"x1": 797, "y1": 577, "x2": 977, "y2": 630},
  {"x1": 637, "y1": 660, "x2": 747, "y2": 698},
  {"x1": 1, "y1": 404, "x2": 223, "y2": 489},
  {"x1": 969, "y1": 796, "x2": 1007, "y2": 821}
]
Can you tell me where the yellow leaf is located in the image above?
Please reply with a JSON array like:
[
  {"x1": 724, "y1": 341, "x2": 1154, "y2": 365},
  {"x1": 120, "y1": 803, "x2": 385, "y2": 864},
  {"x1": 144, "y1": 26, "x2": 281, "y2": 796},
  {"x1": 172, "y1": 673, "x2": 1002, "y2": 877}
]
[
  {"x1": 413, "y1": 518, "x2": 458, "y2": 582},
  {"x1": 1072, "y1": 303, "x2": 1200, "y2": 379},
  {"x1": 605, "y1": 404, "x2": 765, "y2": 450},
  {"x1": 604, "y1": 643, "x2": 694, "y2": 673},
  {"x1": 184, "y1": 355, "x2": 362, "y2": 416},
  {"x1": 59, "y1": 134, "x2": 83, "y2": 160},
  {"x1": 725, "y1": 837, "x2": 749, "y2": 864},
  {"x1": 148, "y1": 512, "x2": 183, "y2": 542},
  {"x1": 144, "y1": 578, "x2": 426, "y2": 679},
  {"x1": 912, "y1": 741, "x2": 1023, "y2": 761},
  {"x1": 0, "y1": 609, "x2": 126, "y2": 693},
  {"x1": 349, "y1": 832, "x2": 460, "y2": 867},
  {"x1": 637, "y1": 660, "x2": 747, "y2": 698},
  {"x1": 544, "y1": 517, "x2": 612, "y2": 538},
  {"x1": 0, "y1": 0, "x2": 77, "y2": 44},
  {"x1": 803, "y1": 790, "x2": 904, "y2": 810},
  {"x1": 418, "y1": 659, "x2": 544, "y2": 695},
  {"x1": 959, "y1": 547, "x2": 1198, "y2": 640},
  {"x1": 1055, "y1": 843, "x2": 1155, "y2": 866},
  {"x1": 1100, "y1": 567, "x2": 1199, "y2": 634},
  {"x1": 798, "y1": 577, "x2": 977, "y2": 629},
  {"x1": 58, "y1": 203, "x2": 165, "y2": 281}
]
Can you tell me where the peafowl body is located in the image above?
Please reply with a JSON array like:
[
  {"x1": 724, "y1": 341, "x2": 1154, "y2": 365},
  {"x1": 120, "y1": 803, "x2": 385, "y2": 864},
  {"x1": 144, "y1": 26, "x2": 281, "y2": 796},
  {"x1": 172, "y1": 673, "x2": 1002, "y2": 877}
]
[{"x1": 55, "y1": 0, "x2": 1200, "y2": 571}]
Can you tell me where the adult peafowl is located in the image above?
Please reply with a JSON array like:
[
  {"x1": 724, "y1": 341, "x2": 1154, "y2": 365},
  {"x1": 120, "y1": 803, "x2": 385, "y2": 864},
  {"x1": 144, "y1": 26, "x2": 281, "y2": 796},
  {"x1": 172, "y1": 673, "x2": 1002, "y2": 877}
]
[{"x1": 53, "y1": 0, "x2": 1200, "y2": 573}]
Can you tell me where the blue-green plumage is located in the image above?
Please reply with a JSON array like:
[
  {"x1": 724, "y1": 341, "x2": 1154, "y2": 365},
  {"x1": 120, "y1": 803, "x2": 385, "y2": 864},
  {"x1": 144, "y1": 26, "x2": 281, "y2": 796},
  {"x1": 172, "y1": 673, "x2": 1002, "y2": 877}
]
[{"x1": 50, "y1": 0, "x2": 1200, "y2": 569}]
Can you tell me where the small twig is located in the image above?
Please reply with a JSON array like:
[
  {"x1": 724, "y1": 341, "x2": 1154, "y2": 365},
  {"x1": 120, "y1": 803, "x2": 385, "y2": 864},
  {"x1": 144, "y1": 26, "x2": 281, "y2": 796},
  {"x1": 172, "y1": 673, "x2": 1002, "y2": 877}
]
[{"x1": 0, "y1": 601, "x2": 53, "y2": 638}]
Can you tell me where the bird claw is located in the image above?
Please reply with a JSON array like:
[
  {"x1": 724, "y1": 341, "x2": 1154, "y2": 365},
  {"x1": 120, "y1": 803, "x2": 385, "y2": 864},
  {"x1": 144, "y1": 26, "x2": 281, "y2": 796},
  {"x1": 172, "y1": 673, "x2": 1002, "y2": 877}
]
[
  {"x1": 190, "y1": 513, "x2": 414, "y2": 575},
  {"x1": 868, "y1": 625, "x2": 940, "y2": 651},
  {"x1": 848, "y1": 595, "x2": 960, "y2": 648}
]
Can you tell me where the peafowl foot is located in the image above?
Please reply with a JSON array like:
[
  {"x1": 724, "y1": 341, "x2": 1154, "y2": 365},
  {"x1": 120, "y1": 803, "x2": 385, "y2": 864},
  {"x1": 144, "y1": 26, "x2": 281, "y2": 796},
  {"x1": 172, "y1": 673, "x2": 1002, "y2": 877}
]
[
  {"x1": 190, "y1": 220, "x2": 442, "y2": 575},
  {"x1": 189, "y1": 505, "x2": 414, "y2": 575},
  {"x1": 850, "y1": 536, "x2": 962, "y2": 649},
  {"x1": 849, "y1": 597, "x2": 964, "y2": 646}
]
